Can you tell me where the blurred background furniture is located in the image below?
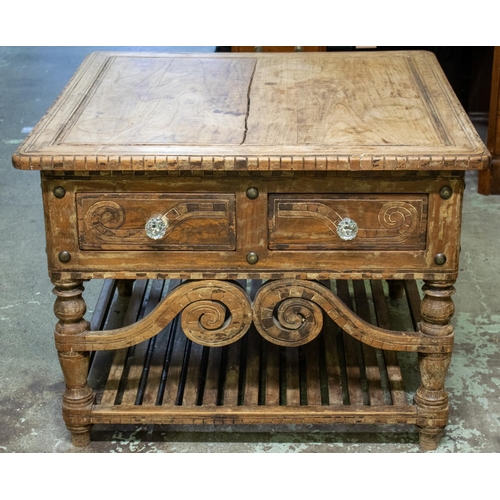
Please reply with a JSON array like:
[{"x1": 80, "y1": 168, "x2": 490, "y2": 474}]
[
  {"x1": 478, "y1": 47, "x2": 500, "y2": 194},
  {"x1": 231, "y1": 46, "x2": 326, "y2": 52}
]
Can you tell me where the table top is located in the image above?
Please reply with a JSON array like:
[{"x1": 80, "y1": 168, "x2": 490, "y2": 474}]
[{"x1": 13, "y1": 51, "x2": 490, "y2": 172}]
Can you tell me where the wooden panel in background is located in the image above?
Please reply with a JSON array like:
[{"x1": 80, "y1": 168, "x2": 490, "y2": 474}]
[{"x1": 479, "y1": 47, "x2": 500, "y2": 194}]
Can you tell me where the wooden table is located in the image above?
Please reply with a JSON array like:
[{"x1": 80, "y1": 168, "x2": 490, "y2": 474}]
[{"x1": 12, "y1": 51, "x2": 490, "y2": 450}]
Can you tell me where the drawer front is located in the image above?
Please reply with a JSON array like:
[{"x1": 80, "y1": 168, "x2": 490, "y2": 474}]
[
  {"x1": 43, "y1": 174, "x2": 463, "y2": 282},
  {"x1": 269, "y1": 194, "x2": 428, "y2": 250},
  {"x1": 77, "y1": 193, "x2": 236, "y2": 250}
]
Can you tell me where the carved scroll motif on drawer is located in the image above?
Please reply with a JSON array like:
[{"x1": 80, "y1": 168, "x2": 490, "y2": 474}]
[
  {"x1": 76, "y1": 193, "x2": 236, "y2": 250},
  {"x1": 268, "y1": 194, "x2": 428, "y2": 250}
]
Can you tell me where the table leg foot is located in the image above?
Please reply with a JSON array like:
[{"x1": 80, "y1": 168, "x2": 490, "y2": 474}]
[
  {"x1": 418, "y1": 426, "x2": 444, "y2": 451},
  {"x1": 68, "y1": 425, "x2": 92, "y2": 447}
]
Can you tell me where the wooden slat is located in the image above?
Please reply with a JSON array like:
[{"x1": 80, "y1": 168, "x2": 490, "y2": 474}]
[
  {"x1": 161, "y1": 318, "x2": 188, "y2": 406},
  {"x1": 175, "y1": 337, "x2": 193, "y2": 405},
  {"x1": 142, "y1": 280, "x2": 181, "y2": 405},
  {"x1": 223, "y1": 342, "x2": 241, "y2": 406},
  {"x1": 336, "y1": 280, "x2": 364, "y2": 405},
  {"x1": 370, "y1": 281, "x2": 392, "y2": 330},
  {"x1": 319, "y1": 281, "x2": 343, "y2": 406},
  {"x1": 120, "y1": 280, "x2": 165, "y2": 405},
  {"x1": 141, "y1": 324, "x2": 174, "y2": 405},
  {"x1": 383, "y1": 351, "x2": 408, "y2": 406},
  {"x1": 305, "y1": 336, "x2": 322, "y2": 405},
  {"x1": 285, "y1": 347, "x2": 300, "y2": 406},
  {"x1": 91, "y1": 404, "x2": 418, "y2": 425},
  {"x1": 220, "y1": 279, "x2": 249, "y2": 406},
  {"x1": 243, "y1": 280, "x2": 262, "y2": 406},
  {"x1": 265, "y1": 342, "x2": 280, "y2": 406},
  {"x1": 182, "y1": 340, "x2": 204, "y2": 406},
  {"x1": 322, "y1": 322, "x2": 343, "y2": 405},
  {"x1": 370, "y1": 280, "x2": 408, "y2": 406},
  {"x1": 404, "y1": 279, "x2": 423, "y2": 330},
  {"x1": 99, "y1": 280, "x2": 148, "y2": 405},
  {"x1": 202, "y1": 346, "x2": 223, "y2": 406},
  {"x1": 89, "y1": 279, "x2": 117, "y2": 331},
  {"x1": 88, "y1": 281, "x2": 120, "y2": 402},
  {"x1": 243, "y1": 327, "x2": 261, "y2": 406},
  {"x1": 352, "y1": 280, "x2": 384, "y2": 406}
]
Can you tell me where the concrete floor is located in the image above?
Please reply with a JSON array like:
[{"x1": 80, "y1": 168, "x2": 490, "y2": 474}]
[{"x1": 1, "y1": 46, "x2": 500, "y2": 453}]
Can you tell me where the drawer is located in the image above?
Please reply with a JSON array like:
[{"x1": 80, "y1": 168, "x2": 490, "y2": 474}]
[
  {"x1": 43, "y1": 174, "x2": 462, "y2": 281},
  {"x1": 268, "y1": 194, "x2": 428, "y2": 250},
  {"x1": 76, "y1": 193, "x2": 236, "y2": 251}
]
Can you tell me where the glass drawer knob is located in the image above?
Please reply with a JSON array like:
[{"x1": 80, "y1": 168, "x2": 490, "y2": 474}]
[
  {"x1": 337, "y1": 218, "x2": 358, "y2": 241},
  {"x1": 145, "y1": 216, "x2": 167, "y2": 240}
]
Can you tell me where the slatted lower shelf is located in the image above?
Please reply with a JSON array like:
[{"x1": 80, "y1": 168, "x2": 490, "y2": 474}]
[{"x1": 88, "y1": 279, "x2": 422, "y2": 427}]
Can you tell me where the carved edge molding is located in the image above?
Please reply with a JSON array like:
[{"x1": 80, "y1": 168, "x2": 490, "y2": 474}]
[
  {"x1": 14, "y1": 153, "x2": 490, "y2": 171},
  {"x1": 55, "y1": 279, "x2": 453, "y2": 353}
]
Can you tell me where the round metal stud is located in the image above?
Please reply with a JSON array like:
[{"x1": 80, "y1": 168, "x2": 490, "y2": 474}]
[
  {"x1": 53, "y1": 186, "x2": 66, "y2": 199},
  {"x1": 58, "y1": 251, "x2": 71, "y2": 263},
  {"x1": 246, "y1": 187, "x2": 259, "y2": 200},
  {"x1": 439, "y1": 186, "x2": 453, "y2": 200},
  {"x1": 246, "y1": 252, "x2": 259, "y2": 265},
  {"x1": 434, "y1": 253, "x2": 447, "y2": 266}
]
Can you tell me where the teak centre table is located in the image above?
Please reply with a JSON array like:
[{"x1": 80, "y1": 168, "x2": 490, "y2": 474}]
[{"x1": 13, "y1": 51, "x2": 490, "y2": 450}]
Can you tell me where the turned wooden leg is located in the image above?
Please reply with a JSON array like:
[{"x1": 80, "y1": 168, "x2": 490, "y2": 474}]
[
  {"x1": 53, "y1": 279, "x2": 93, "y2": 447},
  {"x1": 414, "y1": 280, "x2": 455, "y2": 451}
]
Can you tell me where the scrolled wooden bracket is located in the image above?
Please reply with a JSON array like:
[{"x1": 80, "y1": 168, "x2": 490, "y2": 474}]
[
  {"x1": 253, "y1": 279, "x2": 454, "y2": 351},
  {"x1": 55, "y1": 280, "x2": 253, "y2": 351},
  {"x1": 55, "y1": 278, "x2": 454, "y2": 354}
]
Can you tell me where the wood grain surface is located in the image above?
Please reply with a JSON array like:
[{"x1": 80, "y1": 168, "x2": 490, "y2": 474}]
[{"x1": 13, "y1": 51, "x2": 489, "y2": 171}]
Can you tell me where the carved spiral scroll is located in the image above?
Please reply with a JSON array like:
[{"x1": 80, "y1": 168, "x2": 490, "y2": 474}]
[
  {"x1": 253, "y1": 279, "x2": 454, "y2": 352},
  {"x1": 180, "y1": 285, "x2": 252, "y2": 346},
  {"x1": 86, "y1": 201, "x2": 125, "y2": 237},
  {"x1": 253, "y1": 283, "x2": 324, "y2": 346},
  {"x1": 55, "y1": 280, "x2": 252, "y2": 351},
  {"x1": 377, "y1": 202, "x2": 419, "y2": 241}
]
